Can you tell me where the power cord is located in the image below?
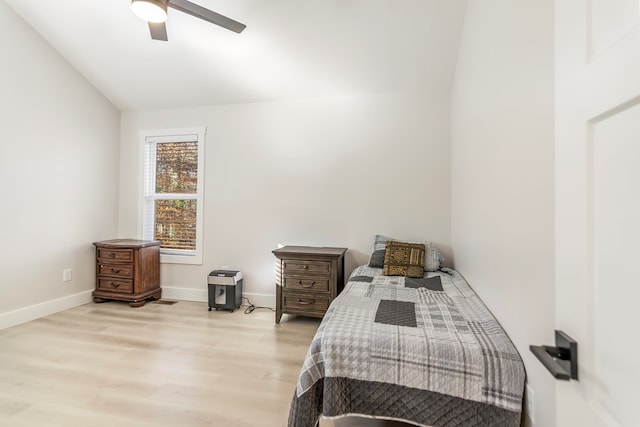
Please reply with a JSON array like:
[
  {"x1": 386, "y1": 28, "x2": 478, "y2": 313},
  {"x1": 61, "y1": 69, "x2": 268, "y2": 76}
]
[{"x1": 242, "y1": 297, "x2": 275, "y2": 314}]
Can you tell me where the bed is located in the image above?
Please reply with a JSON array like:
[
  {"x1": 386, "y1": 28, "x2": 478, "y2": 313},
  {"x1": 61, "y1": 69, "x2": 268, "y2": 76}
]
[{"x1": 288, "y1": 237, "x2": 525, "y2": 427}]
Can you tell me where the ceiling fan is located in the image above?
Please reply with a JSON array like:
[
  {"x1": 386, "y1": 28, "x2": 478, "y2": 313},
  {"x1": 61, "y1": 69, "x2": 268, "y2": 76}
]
[{"x1": 131, "y1": 0, "x2": 246, "y2": 41}]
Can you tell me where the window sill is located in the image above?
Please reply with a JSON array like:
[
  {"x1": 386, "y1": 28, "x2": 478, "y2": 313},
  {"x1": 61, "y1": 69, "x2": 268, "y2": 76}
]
[{"x1": 160, "y1": 253, "x2": 202, "y2": 265}]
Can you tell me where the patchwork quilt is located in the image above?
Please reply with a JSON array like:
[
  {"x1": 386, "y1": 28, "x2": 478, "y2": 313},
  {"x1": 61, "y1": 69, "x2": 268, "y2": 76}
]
[{"x1": 288, "y1": 266, "x2": 525, "y2": 427}]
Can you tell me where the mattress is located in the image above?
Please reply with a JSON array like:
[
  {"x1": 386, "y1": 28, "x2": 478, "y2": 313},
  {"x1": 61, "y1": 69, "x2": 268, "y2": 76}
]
[{"x1": 288, "y1": 265, "x2": 525, "y2": 427}]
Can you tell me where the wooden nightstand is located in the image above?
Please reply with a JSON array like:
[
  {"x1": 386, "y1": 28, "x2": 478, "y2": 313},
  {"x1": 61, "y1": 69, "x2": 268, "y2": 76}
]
[
  {"x1": 93, "y1": 239, "x2": 161, "y2": 307},
  {"x1": 272, "y1": 246, "x2": 347, "y2": 324}
]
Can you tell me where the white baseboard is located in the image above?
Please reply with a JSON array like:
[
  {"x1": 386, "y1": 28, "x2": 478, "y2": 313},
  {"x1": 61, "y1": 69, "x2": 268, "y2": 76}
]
[
  {"x1": 0, "y1": 288, "x2": 275, "y2": 330},
  {"x1": 0, "y1": 290, "x2": 93, "y2": 330},
  {"x1": 161, "y1": 286, "x2": 275, "y2": 309},
  {"x1": 240, "y1": 292, "x2": 275, "y2": 309},
  {"x1": 160, "y1": 286, "x2": 208, "y2": 302}
]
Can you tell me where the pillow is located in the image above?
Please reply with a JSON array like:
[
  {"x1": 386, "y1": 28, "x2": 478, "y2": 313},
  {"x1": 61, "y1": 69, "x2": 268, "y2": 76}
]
[
  {"x1": 382, "y1": 241, "x2": 425, "y2": 278},
  {"x1": 368, "y1": 234, "x2": 444, "y2": 272},
  {"x1": 368, "y1": 234, "x2": 392, "y2": 268}
]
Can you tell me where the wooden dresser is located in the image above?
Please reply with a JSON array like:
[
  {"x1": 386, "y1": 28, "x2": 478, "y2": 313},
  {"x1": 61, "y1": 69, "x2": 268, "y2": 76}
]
[
  {"x1": 93, "y1": 239, "x2": 161, "y2": 307},
  {"x1": 273, "y1": 246, "x2": 347, "y2": 324}
]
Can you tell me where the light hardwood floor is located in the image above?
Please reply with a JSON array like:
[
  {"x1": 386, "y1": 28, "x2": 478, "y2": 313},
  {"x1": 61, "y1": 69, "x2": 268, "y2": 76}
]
[
  {"x1": 0, "y1": 300, "x2": 321, "y2": 427},
  {"x1": 0, "y1": 300, "x2": 412, "y2": 427}
]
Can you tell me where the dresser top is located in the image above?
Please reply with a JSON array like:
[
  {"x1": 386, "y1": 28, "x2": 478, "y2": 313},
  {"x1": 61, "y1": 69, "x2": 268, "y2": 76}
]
[
  {"x1": 272, "y1": 245, "x2": 347, "y2": 258},
  {"x1": 94, "y1": 239, "x2": 161, "y2": 248}
]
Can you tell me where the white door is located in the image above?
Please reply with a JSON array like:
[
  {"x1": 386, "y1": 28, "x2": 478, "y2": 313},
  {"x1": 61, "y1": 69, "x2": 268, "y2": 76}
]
[{"x1": 555, "y1": 0, "x2": 640, "y2": 426}]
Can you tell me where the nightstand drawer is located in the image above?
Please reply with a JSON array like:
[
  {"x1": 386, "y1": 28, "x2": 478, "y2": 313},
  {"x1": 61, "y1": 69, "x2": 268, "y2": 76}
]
[
  {"x1": 283, "y1": 293, "x2": 330, "y2": 312},
  {"x1": 97, "y1": 248, "x2": 133, "y2": 263},
  {"x1": 98, "y1": 263, "x2": 134, "y2": 278},
  {"x1": 284, "y1": 277, "x2": 329, "y2": 292},
  {"x1": 283, "y1": 260, "x2": 330, "y2": 276},
  {"x1": 97, "y1": 278, "x2": 133, "y2": 293}
]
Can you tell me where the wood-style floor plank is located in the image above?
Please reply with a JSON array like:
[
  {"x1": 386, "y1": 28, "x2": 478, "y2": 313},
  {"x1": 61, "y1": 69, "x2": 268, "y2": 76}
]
[{"x1": 0, "y1": 301, "x2": 320, "y2": 427}]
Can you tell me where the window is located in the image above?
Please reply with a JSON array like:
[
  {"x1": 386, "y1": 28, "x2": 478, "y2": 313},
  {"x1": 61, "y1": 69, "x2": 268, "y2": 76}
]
[{"x1": 140, "y1": 127, "x2": 206, "y2": 264}]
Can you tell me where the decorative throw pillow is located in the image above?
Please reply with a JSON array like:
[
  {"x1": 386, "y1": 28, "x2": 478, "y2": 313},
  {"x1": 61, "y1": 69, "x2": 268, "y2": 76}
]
[
  {"x1": 382, "y1": 241, "x2": 425, "y2": 278},
  {"x1": 368, "y1": 234, "x2": 444, "y2": 272},
  {"x1": 368, "y1": 234, "x2": 392, "y2": 268}
]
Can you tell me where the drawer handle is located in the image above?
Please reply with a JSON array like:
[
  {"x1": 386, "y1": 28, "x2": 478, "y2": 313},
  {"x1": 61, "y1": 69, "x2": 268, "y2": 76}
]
[
  {"x1": 297, "y1": 299, "x2": 315, "y2": 305},
  {"x1": 300, "y1": 281, "x2": 316, "y2": 288},
  {"x1": 109, "y1": 252, "x2": 116, "y2": 258},
  {"x1": 304, "y1": 265, "x2": 309, "y2": 269},
  {"x1": 110, "y1": 282, "x2": 121, "y2": 288},
  {"x1": 111, "y1": 268, "x2": 121, "y2": 274}
]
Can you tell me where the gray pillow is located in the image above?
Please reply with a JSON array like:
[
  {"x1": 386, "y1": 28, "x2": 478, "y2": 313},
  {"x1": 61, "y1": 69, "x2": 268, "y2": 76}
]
[
  {"x1": 368, "y1": 234, "x2": 444, "y2": 272},
  {"x1": 368, "y1": 234, "x2": 393, "y2": 268}
]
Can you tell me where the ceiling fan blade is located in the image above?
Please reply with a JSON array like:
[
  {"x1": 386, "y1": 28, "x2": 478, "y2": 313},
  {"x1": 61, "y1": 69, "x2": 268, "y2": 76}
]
[
  {"x1": 168, "y1": 0, "x2": 246, "y2": 33},
  {"x1": 149, "y1": 22, "x2": 169, "y2": 41}
]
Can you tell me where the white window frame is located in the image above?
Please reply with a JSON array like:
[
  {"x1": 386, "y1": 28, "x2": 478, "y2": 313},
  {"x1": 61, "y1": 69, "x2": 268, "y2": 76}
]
[{"x1": 139, "y1": 127, "x2": 206, "y2": 265}]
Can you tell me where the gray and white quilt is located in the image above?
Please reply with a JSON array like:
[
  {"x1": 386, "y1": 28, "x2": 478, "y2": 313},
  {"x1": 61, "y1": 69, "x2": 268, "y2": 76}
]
[{"x1": 288, "y1": 265, "x2": 525, "y2": 427}]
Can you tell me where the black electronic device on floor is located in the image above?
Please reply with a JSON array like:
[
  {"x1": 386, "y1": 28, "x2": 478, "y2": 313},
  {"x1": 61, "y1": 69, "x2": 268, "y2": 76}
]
[{"x1": 207, "y1": 270, "x2": 243, "y2": 312}]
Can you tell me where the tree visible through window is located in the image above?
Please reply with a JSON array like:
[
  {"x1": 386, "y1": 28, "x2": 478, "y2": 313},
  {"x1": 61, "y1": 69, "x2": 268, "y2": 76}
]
[
  {"x1": 142, "y1": 128, "x2": 205, "y2": 264},
  {"x1": 154, "y1": 142, "x2": 198, "y2": 251}
]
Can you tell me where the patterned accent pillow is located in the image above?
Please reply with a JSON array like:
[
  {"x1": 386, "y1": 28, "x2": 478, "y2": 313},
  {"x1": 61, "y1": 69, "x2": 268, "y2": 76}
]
[
  {"x1": 382, "y1": 241, "x2": 425, "y2": 278},
  {"x1": 368, "y1": 234, "x2": 444, "y2": 272}
]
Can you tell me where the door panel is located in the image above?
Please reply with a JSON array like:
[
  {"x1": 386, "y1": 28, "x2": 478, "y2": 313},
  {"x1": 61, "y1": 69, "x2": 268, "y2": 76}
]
[
  {"x1": 556, "y1": 0, "x2": 640, "y2": 426},
  {"x1": 591, "y1": 104, "x2": 640, "y2": 427},
  {"x1": 591, "y1": 0, "x2": 640, "y2": 56}
]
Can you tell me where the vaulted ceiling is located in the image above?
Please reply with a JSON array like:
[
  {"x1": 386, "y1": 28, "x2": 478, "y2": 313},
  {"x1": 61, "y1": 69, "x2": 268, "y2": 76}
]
[{"x1": 6, "y1": 0, "x2": 468, "y2": 111}]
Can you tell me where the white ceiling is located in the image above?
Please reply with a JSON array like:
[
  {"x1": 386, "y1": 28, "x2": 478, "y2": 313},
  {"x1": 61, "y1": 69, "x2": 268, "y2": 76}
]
[{"x1": 5, "y1": 0, "x2": 468, "y2": 111}]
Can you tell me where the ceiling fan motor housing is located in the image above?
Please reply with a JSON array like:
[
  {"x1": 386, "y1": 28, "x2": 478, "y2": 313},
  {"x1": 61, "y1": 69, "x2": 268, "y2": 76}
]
[{"x1": 131, "y1": 0, "x2": 169, "y2": 23}]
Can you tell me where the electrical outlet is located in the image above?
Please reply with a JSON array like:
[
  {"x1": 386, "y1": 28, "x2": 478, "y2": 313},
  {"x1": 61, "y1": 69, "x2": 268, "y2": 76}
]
[
  {"x1": 526, "y1": 383, "x2": 535, "y2": 424},
  {"x1": 63, "y1": 269, "x2": 72, "y2": 282}
]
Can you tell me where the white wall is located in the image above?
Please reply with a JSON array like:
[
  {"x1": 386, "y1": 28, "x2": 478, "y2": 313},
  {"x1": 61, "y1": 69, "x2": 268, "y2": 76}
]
[
  {"x1": 450, "y1": 1, "x2": 555, "y2": 426},
  {"x1": 119, "y1": 91, "x2": 451, "y2": 304},
  {"x1": 0, "y1": 1, "x2": 120, "y2": 328}
]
